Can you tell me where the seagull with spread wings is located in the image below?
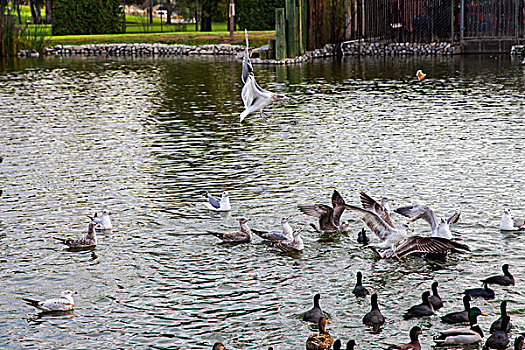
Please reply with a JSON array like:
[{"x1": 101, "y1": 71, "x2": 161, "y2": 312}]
[
  {"x1": 297, "y1": 190, "x2": 349, "y2": 233},
  {"x1": 344, "y1": 192, "x2": 469, "y2": 259},
  {"x1": 394, "y1": 204, "x2": 460, "y2": 239},
  {"x1": 240, "y1": 29, "x2": 288, "y2": 123}
]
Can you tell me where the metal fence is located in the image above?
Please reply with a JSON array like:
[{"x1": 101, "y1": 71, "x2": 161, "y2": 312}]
[{"x1": 344, "y1": 0, "x2": 525, "y2": 42}]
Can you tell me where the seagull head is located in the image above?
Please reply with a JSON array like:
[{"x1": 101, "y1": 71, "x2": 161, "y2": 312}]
[
  {"x1": 239, "y1": 217, "x2": 250, "y2": 224},
  {"x1": 293, "y1": 228, "x2": 302, "y2": 237},
  {"x1": 102, "y1": 210, "x2": 111, "y2": 216},
  {"x1": 281, "y1": 216, "x2": 292, "y2": 224},
  {"x1": 222, "y1": 191, "x2": 230, "y2": 199},
  {"x1": 61, "y1": 290, "x2": 77, "y2": 298}
]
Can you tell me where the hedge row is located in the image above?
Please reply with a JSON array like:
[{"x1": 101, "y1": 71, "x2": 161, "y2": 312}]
[
  {"x1": 52, "y1": 0, "x2": 124, "y2": 35},
  {"x1": 236, "y1": 0, "x2": 284, "y2": 31}
]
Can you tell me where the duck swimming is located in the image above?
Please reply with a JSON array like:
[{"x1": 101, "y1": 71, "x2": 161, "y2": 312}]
[
  {"x1": 352, "y1": 271, "x2": 370, "y2": 297},
  {"x1": 434, "y1": 307, "x2": 487, "y2": 346},
  {"x1": 204, "y1": 191, "x2": 231, "y2": 212},
  {"x1": 303, "y1": 293, "x2": 325, "y2": 323},
  {"x1": 334, "y1": 340, "x2": 356, "y2": 350},
  {"x1": 305, "y1": 316, "x2": 333, "y2": 350},
  {"x1": 441, "y1": 295, "x2": 471, "y2": 324},
  {"x1": 404, "y1": 291, "x2": 434, "y2": 318},
  {"x1": 297, "y1": 190, "x2": 349, "y2": 233},
  {"x1": 429, "y1": 281, "x2": 443, "y2": 310},
  {"x1": 481, "y1": 264, "x2": 515, "y2": 286},
  {"x1": 515, "y1": 335, "x2": 524, "y2": 350},
  {"x1": 212, "y1": 342, "x2": 229, "y2": 350},
  {"x1": 490, "y1": 301, "x2": 512, "y2": 333},
  {"x1": 208, "y1": 218, "x2": 252, "y2": 243},
  {"x1": 363, "y1": 293, "x2": 385, "y2": 326},
  {"x1": 465, "y1": 282, "x2": 495, "y2": 299},
  {"x1": 485, "y1": 315, "x2": 510, "y2": 349},
  {"x1": 387, "y1": 326, "x2": 422, "y2": 350},
  {"x1": 357, "y1": 228, "x2": 370, "y2": 245}
]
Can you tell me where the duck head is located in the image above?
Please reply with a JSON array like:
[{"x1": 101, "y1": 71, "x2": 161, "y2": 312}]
[
  {"x1": 409, "y1": 326, "x2": 422, "y2": 342},
  {"x1": 317, "y1": 316, "x2": 331, "y2": 334}
]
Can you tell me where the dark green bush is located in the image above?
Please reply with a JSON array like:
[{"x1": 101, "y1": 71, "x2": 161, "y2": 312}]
[
  {"x1": 236, "y1": 0, "x2": 284, "y2": 31},
  {"x1": 52, "y1": 0, "x2": 125, "y2": 35}
]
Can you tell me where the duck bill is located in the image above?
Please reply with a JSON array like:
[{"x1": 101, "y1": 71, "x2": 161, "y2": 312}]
[{"x1": 480, "y1": 311, "x2": 487, "y2": 316}]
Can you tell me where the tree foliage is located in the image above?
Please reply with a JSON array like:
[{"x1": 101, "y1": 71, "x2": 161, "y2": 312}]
[
  {"x1": 236, "y1": 0, "x2": 284, "y2": 31},
  {"x1": 52, "y1": 0, "x2": 125, "y2": 35}
]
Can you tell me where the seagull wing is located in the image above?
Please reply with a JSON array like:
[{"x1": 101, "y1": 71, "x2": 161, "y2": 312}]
[
  {"x1": 360, "y1": 192, "x2": 395, "y2": 228},
  {"x1": 242, "y1": 29, "x2": 254, "y2": 84},
  {"x1": 447, "y1": 211, "x2": 461, "y2": 225},
  {"x1": 40, "y1": 297, "x2": 74, "y2": 311},
  {"x1": 297, "y1": 203, "x2": 337, "y2": 232},
  {"x1": 331, "y1": 189, "x2": 346, "y2": 226},
  {"x1": 206, "y1": 193, "x2": 221, "y2": 209},
  {"x1": 394, "y1": 204, "x2": 437, "y2": 231},
  {"x1": 252, "y1": 229, "x2": 288, "y2": 241},
  {"x1": 344, "y1": 205, "x2": 397, "y2": 242},
  {"x1": 382, "y1": 236, "x2": 470, "y2": 259}
]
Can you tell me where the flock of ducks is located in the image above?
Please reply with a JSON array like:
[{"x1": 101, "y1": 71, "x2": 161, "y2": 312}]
[{"x1": 203, "y1": 187, "x2": 523, "y2": 349}]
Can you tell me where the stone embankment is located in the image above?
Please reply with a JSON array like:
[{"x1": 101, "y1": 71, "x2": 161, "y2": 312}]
[{"x1": 19, "y1": 41, "x2": 458, "y2": 63}]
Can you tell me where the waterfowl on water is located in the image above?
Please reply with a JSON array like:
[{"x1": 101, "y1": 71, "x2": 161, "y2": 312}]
[
  {"x1": 53, "y1": 222, "x2": 97, "y2": 248},
  {"x1": 204, "y1": 191, "x2": 231, "y2": 212},
  {"x1": 387, "y1": 326, "x2": 422, "y2": 350},
  {"x1": 334, "y1": 340, "x2": 356, "y2": 350},
  {"x1": 481, "y1": 264, "x2": 515, "y2": 286},
  {"x1": 87, "y1": 209, "x2": 113, "y2": 230},
  {"x1": 212, "y1": 342, "x2": 229, "y2": 350},
  {"x1": 297, "y1": 190, "x2": 349, "y2": 233},
  {"x1": 303, "y1": 293, "x2": 325, "y2": 323},
  {"x1": 306, "y1": 316, "x2": 333, "y2": 350},
  {"x1": 240, "y1": 29, "x2": 287, "y2": 123},
  {"x1": 490, "y1": 301, "x2": 512, "y2": 333},
  {"x1": 252, "y1": 216, "x2": 294, "y2": 241},
  {"x1": 429, "y1": 281, "x2": 444, "y2": 310},
  {"x1": 485, "y1": 315, "x2": 510, "y2": 349},
  {"x1": 23, "y1": 290, "x2": 77, "y2": 312},
  {"x1": 266, "y1": 228, "x2": 304, "y2": 252},
  {"x1": 500, "y1": 210, "x2": 525, "y2": 231},
  {"x1": 394, "y1": 204, "x2": 460, "y2": 239},
  {"x1": 515, "y1": 335, "x2": 525, "y2": 350},
  {"x1": 373, "y1": 235, "x2": 469, "y2": 259},
  {"x1": 363, "y1": 293, "x2": 385, "y2": 326},
  {"x1": 465, "y1": 283, "x2": 495, "y2": 299},
  {"x1": 359, "y1": 191, "x2": 393, "y2": 226},
  {"x1": 208, "y1": 218, "x2": 252, "y2": 243},
  {"x1": 441, "y1": 295, "x2": 472, "y2": 324},
  {"x1": 434, "y1": 307, "x2": 487, "y2": 346},
  {"x1": 352, "y1": 271, "x2": 370, "y2": 297},
  {"x1": 357, "y1": 228, "x2": 370, "y2": 245},
  {"x1": 404, "y1": 291, "x2": 434, "y2": 318}
]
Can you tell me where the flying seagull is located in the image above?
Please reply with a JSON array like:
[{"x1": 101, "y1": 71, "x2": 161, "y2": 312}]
[
  {"x1": 240, "y1": 29, "x2": 287, "y2": 123},
  {"x1": 54, "y1": 222, "x2": 97, "y2": 248},
  {"x1": 394, "y1": 204, "x2": 460, "y2": 239},
  {"x1": 23, "y1": 290, "x2": 77, "y2": 312},
  {"x1": 204, "y1": 191, "x2": 231, "y2": 212},
  {"x1": 297, "y1": 190, "x2": 349, "y2": 233}
]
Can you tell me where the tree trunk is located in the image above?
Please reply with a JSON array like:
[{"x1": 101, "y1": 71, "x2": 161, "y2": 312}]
[
  {"x1": 200, "y1": 0, "x2": 212, "y2": 31},
  {"x1": 16, "y1": 0, "x2": 22, "y2": 24},
  {"x1": 45, "y1": 0, "x2": 52, "y2": 24},
  {"x1": 29, "y1": 0, "x2": 37, "y2": 24},
  {"x1": 35, "y1": 0, "x2": 43, "y2": 24},
  {"x1": 166, "y1": 0, "x2": 171, "y2": 24}
]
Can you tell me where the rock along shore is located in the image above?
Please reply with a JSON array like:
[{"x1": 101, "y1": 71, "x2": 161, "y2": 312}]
[{"x1": 19, "y1": 41, "x2": 460, "y2": 64}]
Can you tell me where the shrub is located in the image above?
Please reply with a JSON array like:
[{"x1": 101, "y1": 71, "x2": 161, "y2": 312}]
[
  {"x1": 52, "y1": 0, "x2": 125, "y2": 35},
  {"x1": 236, "y1": 0, "x2": 284, "y2": 31}
]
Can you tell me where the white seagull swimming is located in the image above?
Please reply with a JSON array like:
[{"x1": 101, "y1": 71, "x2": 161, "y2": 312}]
[
  {"x1": 204, "y1": 191, "x2": 231, "y2": 211},
  {"x1": 394, "y1": 204, "x2": 460, "y2": 239},
  {"x1": 87, "y1": 210, "x2": 113, "y2": 230},
  {"x1": 23, "y1": 290, "x2": 77, "y2": 312},
  {"x1": 499, "y1": 210, "x2": 525, "y2": 231},
  {"x1": 240, "y1": 29, "x2": 287, "y2": 123}
]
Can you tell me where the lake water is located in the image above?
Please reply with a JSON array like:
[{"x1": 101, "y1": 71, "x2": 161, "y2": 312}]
[{"x1": 0, "y1": 54, "x2": 524, "y2": 349}]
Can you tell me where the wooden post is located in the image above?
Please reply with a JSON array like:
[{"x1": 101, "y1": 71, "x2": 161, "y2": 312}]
[
  {"x1": 298, "y1": 0, "x2": 303, "y2": 54},
  {"x1": 268, "y1": 39, "x2": 276, "y2": 59},
  {"x1": 229, "y1": 0, "x2": 235, "y2": 42},
  {"x1": 515, "y1": 0, "x2": 519, "y2": 41},
  {"x1": 308, "y1": 0, "x2": 315, "y2": 50},
  {"x1": 451, "y1": 0, "x2": 454, "y2": 42},
  {"x1": 286, "y1": 0, "x2": 297, "y2": 57},
  {"x1": 301, "y1": 0, "x2": 307, "y2": 52},
  {"x1": 293, "y1": 0, "x2": 299, "y2": 55},
  {"x1": 275, "y1": 8, "x2": 287, "y2": 60}
]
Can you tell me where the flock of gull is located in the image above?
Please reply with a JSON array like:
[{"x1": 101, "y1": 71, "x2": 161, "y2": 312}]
[
  {"x1": 203, "y1": 188, "x2": 523, "y2": 349},
  {"x1": 6, "y1": 31, "x2": 525, "y2": 349}
]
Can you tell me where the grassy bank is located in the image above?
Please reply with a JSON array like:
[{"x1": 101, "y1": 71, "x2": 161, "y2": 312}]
[{"x1": 48, "y1": 31, "x2": 274, "y2": 47}]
